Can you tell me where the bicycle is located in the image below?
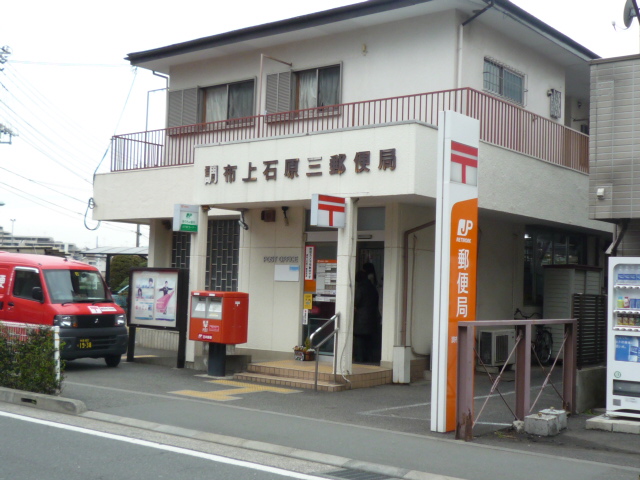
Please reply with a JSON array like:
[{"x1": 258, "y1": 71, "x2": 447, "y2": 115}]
[{"x1": 513, "y1": 308, "x2": 554, "y2": 366}]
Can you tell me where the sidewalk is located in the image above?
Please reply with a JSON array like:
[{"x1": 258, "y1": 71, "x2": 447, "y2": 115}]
[{"x1": 5, "y1": 350, "x2": 640, "y2": 480}]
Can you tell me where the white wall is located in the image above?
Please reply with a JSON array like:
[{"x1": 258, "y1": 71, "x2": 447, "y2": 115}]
[
  {"x1": 238, "y1": 207, "x2": 305, "y2": 353},
  {"x1": 476, "y1": 216, "x2": 523, "y2": 321},
  {"x1": 95, "y1": 124, "x2": 608, "y2": 237},
  {"x1": 167, "y1": 8, "x2": 572, "y2": 125},
  {"x1": 192, "y1": 123, "x2": 435, "y2": 207},
  {"x1": 169, "y1": 10, "x2": 460, "y2": 107},
  {"x1": 462, "y1": 18, "x2": 566, "y2": 122}
]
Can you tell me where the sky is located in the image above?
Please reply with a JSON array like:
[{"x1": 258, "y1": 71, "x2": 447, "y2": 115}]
[{"x1": 1, "y1": 0, "x2": 638, "y2": 250}]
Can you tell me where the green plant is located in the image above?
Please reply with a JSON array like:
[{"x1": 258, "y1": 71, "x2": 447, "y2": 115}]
[
  {"x1": 0, "y1": 327, "x2": 64, "y2": 394},
  {"x1": 293, "y1": 336, "x2": 315, "y2": 353},
  {"x1": 109, "y1": 255, "x2": 147, "y2": 291}
]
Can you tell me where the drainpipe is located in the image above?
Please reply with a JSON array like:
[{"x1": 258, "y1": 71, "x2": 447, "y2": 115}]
[
  {"x1": 605, "y1": 219, "x2": 630, "y2": 256},
  {"x1": 147, "y1": 71, "x2": 169, "y2": 131},
  {"x1": 401, "y1": 220, "x2": 436, "y2": 347}
]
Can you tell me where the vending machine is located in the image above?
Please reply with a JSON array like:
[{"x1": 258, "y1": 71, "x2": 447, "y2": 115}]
[{"x1": 607, "y1": 257, "x2": 640, "y2": 419}]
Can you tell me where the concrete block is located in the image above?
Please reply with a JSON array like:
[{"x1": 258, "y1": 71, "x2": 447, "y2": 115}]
[
  {"x1": 576, "y1": 366, "x2": 606, "y2": 413},
  {"x1": 585, "y1": 415, "x2": 613, "y2": 431},
  {"x1": 539, "y1": 408, "x2": 567, "y2": 430},
  {"x1": 611, "y1": 420, "x2": 640, "y2": 434},
  {"x1": 512, "y1": 420, "x2": 525, "y2": 433},
  {"x1": 393, "y1": 346, "x2": 411, "y2": 384},
  {"x1": 0, "y1": 387, "x2": 86, "y2": 415},
  {"x1": 524, "y1": 413, "x2": 559, "y2": 436}
]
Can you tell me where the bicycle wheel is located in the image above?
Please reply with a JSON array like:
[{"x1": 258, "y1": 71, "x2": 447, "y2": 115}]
[{"x1": 535, "y1": 330, "x2": 553, "y2": 366}]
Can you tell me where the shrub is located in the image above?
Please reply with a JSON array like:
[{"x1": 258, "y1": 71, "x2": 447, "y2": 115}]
[{"x1": 0, "y1": 326, "x2": 64, "y2": 395}]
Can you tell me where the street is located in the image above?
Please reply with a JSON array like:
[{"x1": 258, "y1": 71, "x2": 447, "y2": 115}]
[
  {"x1": 20, "y1": 356, "x2": 636, "y2": 480},
  {"x1": 0, "y1": 409, "x2": 341, "y2": 480}
]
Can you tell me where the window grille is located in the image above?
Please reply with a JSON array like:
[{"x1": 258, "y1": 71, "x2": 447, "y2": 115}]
[
  {"x1": 206, "y1": 219, "x2": 240, "y2": 291},
  {"x1": 483, "y1": 58, "x2": 525, "y2": 105},
  {"x1": 171, "y1": 232, "x2": 191, "y2": 269}
]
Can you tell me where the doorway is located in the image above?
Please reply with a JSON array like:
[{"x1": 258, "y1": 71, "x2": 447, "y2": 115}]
[{"x1": 354, "y1": 241, "x2": 384, "y2": 364}]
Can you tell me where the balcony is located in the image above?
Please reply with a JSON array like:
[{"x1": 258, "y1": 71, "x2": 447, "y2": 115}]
[{"x1": 110, "y1": 88, "x2": 588, "y2": 174}]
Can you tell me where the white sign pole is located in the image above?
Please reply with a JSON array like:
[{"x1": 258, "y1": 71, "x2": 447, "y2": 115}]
[{"x1": 431, "y1": 111, "x2": 480, "y2": 433}]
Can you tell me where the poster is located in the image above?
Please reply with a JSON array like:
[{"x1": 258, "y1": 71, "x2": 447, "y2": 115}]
[{"x1": 130, "y1": 270, "x2": 179, "y2": 328}]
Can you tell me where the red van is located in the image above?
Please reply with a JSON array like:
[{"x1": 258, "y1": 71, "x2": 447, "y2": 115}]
[{"x1": 0, "y1": 252, "x2": 128, "y2": 367}]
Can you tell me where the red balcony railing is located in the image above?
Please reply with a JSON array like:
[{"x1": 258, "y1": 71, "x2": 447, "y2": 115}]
[{"x1": 110, "y1": 88, "x2": 589, "y2": 174}]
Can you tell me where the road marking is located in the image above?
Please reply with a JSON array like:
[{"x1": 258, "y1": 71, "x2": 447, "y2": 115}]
[
  {"x1": 171, "y1": 380, "x2": 300, "y2": 401},
  {"x1": 0, "y1": 410, "x2": 329, "y2": 480}
]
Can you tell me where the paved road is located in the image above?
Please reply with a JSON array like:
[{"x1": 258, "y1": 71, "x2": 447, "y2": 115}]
[
  {"x1": 42, "y1": 357, "x2": 640, "y2": 480},
  {"x1": 0, "y1": 408, "x2": 346, "y2": 480}
]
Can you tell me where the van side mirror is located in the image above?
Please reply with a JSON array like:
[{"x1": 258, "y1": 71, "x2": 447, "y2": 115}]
[{"x1": 32, "y1": 286, "x2": 44, "y2": 302}]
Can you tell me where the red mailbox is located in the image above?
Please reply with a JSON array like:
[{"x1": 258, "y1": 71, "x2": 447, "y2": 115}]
[{"x1": 189, "y1": 291, "x2": 248, "y2": 344}]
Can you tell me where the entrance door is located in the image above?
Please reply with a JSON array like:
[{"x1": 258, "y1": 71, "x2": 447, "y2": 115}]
[
  {"x1": 355, "y1": 242, "x2": 384, "y2": 363},
  {"x1": 303, "y1": 242, "x2": 337, "y2": 354}
]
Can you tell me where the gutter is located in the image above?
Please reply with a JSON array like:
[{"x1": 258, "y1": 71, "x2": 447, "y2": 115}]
[{"x1": 486, "y1": 0, "x2": 600, "y2": 61}]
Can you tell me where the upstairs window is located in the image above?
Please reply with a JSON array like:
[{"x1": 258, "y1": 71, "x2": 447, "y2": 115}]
[
  {"x1": 294, "y1": 65, "x2": 340, "y2": 110},
  {"x1": 483, "y1": 58, "x2": 525, "y2": 105},
  {"x1": 266, "y1": 64, "x2": 341, "y2": 116},
  {"x1": 203, "y1": 80, "x2": 255, "y2": 122}
]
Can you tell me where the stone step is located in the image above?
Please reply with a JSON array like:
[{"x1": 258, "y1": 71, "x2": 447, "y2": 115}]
[
  {"x1": 234, "y1": 372, "x2": 347, "y2": 392},
  {"x1": 246, "y1": 363, "x2": 339, "y2": 383}
]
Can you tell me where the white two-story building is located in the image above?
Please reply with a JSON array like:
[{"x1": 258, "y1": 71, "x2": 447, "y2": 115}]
[{"x1": 94, "y1": 0, "x2": 611, "y2": 382}]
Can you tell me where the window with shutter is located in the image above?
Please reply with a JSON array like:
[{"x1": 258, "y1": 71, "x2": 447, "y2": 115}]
[
  {"x1": 265, "y1": 64, "x2": 341, "y2": 117},
  {"x1": 167, "y1": 88, "x2": 199, "y2": 128},
  {"x1": 266, "y1": 72, "x2": 291, "y2": 114},
  {"x1": 167, "y1": 82, "x2": 254, "y2": 129}
]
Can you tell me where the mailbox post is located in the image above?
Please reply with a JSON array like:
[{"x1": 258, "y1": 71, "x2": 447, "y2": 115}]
[{"x1": 189, "y1": 291, "x2": 248, "y2": 376}]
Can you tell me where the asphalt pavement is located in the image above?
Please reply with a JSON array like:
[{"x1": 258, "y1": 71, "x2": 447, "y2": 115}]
[{"x1": 3, "y1": 350, "x2": 640, "y2": 480}]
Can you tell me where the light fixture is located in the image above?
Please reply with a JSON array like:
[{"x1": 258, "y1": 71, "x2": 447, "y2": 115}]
[
  {"x1": 238, "y1": 209, "x2": 249, "y2": 230},
  {"x1": 282, "y1": 206, "x2": 289, "y2": 226}
]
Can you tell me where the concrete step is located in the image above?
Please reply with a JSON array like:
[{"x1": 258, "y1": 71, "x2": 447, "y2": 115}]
[
  {"x1": 234, "y1": 372, "x2": 347, "y2": 392},
  {"x1": 246, "y1": 362, "x2": 340, "y2": 383}
]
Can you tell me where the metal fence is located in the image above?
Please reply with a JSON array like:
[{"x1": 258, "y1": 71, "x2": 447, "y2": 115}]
[
  {"x1": 0, "y1": 321, "x2": 61, "y2": 387},
  {"x1": 111, "y1": 87, "x2": 588, "y2": 174}
]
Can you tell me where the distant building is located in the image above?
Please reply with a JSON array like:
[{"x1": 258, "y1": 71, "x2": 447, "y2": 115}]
[{"x1": 0, "y1": 226, "x2": 82, "y2": 258}]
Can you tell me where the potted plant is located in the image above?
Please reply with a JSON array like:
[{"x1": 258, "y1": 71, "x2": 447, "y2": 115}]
[{"x1": 293, "y1": 336, "x2": 316, "y2": 361}]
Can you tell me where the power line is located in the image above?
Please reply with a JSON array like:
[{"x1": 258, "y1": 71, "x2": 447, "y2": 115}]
[
  {"x1": 11, "y1": 60, "x2": 129, "y2": 68},
  {"x1": 0, "y1": 166, "x2": 87, "y2": 203},
  {"x1": 0, "y1": 182, "x2": 144, "y2": 236}
]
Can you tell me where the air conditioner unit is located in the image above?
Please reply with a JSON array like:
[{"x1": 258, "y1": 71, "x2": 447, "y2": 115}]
[{"x1": 477, "y1": 329, "x2": 516, "y2": 368}]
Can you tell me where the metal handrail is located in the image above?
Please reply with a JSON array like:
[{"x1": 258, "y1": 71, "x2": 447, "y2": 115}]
[{"x1": 310, "y1": 313, "x2": 340, "y2": 391}]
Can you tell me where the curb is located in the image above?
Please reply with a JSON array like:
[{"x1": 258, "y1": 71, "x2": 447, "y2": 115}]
[
  {"x1": 82, "y1": 411, "x2": 464, "y2": 480},
  {"x1": 0, "y1": 387, "x2": 87, "y2": 415}
]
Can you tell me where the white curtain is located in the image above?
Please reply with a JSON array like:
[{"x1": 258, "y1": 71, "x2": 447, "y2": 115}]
[
  {"x1": 298, "y1": 70, "x2": 317, "y2": 110},
  {"x1": 205, "y1": 85, "x2": 227, "y2": 122},
  {"x1": 318, "y1": 67, "x2": 340, "y2": 107},
  {"x1": 228, "y1": 82, "x2": 254, "y2": 119}
]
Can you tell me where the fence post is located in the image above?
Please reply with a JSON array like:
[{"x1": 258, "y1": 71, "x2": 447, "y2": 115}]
[
  {"x1": 456, "y1": 322, "x2": 475, "y2": 441},
  {"x1": 514, "y1": 322, "x2": 532, "y2": 420},
  {"x1": 563, "y1": 320, "x2": 577, "y2": 414}
]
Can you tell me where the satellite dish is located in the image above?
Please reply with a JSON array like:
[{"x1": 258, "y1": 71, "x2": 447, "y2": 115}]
[{"x1": 624, "y1": 0, "x2": 638, "y2": 28}]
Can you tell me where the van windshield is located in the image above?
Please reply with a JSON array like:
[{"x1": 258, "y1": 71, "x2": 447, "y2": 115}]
[{"x1": 43, "y1": 269, "x2": 109, "y2": 304}]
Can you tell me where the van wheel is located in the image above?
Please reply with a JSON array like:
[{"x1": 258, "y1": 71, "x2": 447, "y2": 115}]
[{"x1": 105, "y1": 355, "x2": 122, "y2": 368}]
